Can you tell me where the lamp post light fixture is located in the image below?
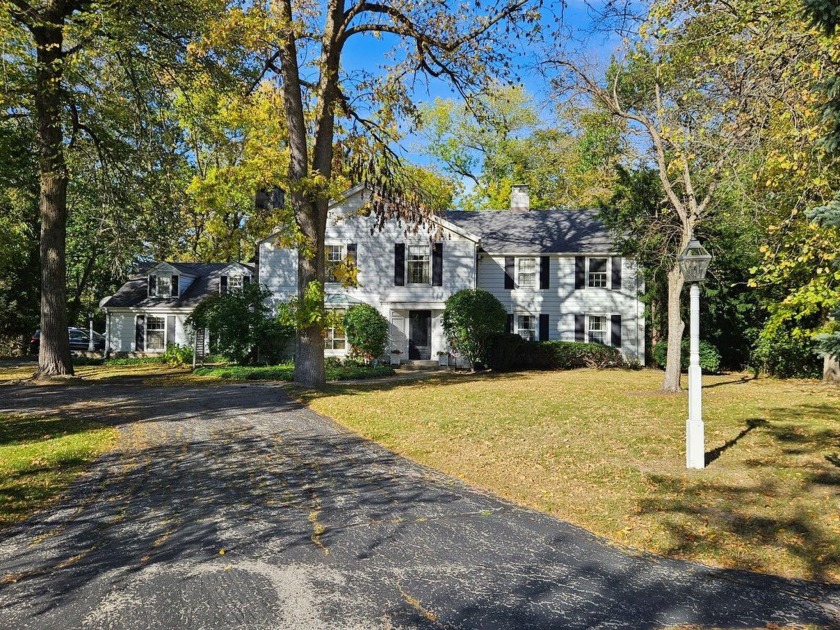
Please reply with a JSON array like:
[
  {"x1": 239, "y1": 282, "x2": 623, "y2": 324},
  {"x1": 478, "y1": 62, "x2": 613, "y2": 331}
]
[
  {"x1": 88, "y1": 311, "x2": 95, "y2": 353},
  {"x1": 678, "y1": 237, "x2": 712, "y2": 469}
]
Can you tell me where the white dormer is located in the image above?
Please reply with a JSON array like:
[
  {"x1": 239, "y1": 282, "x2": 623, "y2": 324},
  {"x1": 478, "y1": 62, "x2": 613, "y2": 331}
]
[
  {"x1": 147, "y1": 262, "x2": 196, "y2": 299},
  {"x1": 219, "y1": 263, "x2": 255, "y2": 295}
]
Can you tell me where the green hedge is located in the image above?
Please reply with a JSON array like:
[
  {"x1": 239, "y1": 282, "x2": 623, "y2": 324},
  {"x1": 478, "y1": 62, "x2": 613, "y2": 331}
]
[
  {"x1": 652, "y1": 339, "x2": 721, "y2": 374},
  {"x1": 193, "y1": 363, "x2": 394, "y2": 382},
  {"x1": 485, "y1": 334, "x2": 625, "y2": 372}
]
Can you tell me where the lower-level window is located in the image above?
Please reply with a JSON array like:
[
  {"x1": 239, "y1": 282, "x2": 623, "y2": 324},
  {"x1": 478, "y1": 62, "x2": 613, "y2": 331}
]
[
  {"x1": 517, "y1": 314, "x2": 536, "y2": 341},
  {"x1": 147, "y1": 316, "x2": 166, "y2": 351},
  {"x1": 324, "y1": 309, "x2": 346, "y2": 350},
  {"x1": 588, "y1": 315, "x2": 607, "y2": 345}
]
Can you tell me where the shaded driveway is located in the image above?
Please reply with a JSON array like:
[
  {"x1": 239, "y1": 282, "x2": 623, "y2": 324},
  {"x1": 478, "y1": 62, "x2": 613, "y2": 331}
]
[{"x1": 0, "y1": 379, "x2": 838, "y2": 629}]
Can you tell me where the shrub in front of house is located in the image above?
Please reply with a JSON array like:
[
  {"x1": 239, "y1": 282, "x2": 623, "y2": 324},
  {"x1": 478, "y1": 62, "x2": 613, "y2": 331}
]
[
  {"x1": 486, "y1": 333, "x2": 625, "y2": 371},
  {"x1": 652, "y1": 339, "x2": 722, "y2": 374},
  {"x1": 442, "y1": 289, "x2": 507, "y2": 369},
  {"x1": 188, "y1": 283, "x2": 293, "y2": 365},
  {"x1": 343, "y1": 304, "x2": 389, "y2": 363}
]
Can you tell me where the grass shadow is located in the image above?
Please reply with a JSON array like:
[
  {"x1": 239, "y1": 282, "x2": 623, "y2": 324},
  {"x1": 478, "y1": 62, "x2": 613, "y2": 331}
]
[{"x1": 705, "y1": 418, "x2": 767, "y2": 466}]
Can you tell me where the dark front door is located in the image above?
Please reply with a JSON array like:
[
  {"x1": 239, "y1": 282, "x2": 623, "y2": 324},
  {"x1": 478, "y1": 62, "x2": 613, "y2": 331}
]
[{"x1": 408, "y1": 310, "x2": 432, "y2": 360}]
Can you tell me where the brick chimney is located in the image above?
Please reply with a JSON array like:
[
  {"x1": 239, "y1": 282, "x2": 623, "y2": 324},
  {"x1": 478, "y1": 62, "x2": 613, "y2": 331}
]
[{"x1": 510, "y1": 184, "x2": 530, "y2": 211}]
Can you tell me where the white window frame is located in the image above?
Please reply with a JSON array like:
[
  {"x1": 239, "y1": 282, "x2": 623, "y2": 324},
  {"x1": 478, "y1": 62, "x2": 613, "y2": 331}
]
[
  {"x1": 587, "y1": 314, "x2": 607, "y2": 345},
  {"x1": 228, "y1": 274, "x2": 244, "y2": 292},
  {"x1": 587, "y1": 258, "x2": 609, "y2": 289},
  {"x1": 146, "y1": 315, "x2": 166, "y2": 352},
  {"x1": 324, "y1": 308, "x2": 346, "y2": 351},
  {"x1": 156, "y1": 275, "x2": 172, "y2": 298},
  {"x1": 516, "y1": 314, "x2": 536, "y2": 341},
  {"x1": 325, "y1": 244, "x2": 345, "y2": 284},
  {"x1": 517, "y1": 257, "x2": 536, "y2": 289},
  {"x1": 407, "y1": 245, "x2": 431, "y2": 285}
]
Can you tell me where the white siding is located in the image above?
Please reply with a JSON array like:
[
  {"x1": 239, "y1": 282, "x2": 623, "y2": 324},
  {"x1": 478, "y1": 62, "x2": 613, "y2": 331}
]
[
  {"x1": 257, "y1": 188, "x2": 477, "y2": 359},
  {"x1": 477, "y1": 254, "x2": 645, "y2": 362},
  {"x1": 106, "y1": 310, "x2": 194, "y2": 353}
]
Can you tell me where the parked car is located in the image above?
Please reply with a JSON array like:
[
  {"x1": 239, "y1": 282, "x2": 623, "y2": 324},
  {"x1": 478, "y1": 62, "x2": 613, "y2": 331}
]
[{"x1": 30, "y1": 328, "x2": 105, "y2": 353}]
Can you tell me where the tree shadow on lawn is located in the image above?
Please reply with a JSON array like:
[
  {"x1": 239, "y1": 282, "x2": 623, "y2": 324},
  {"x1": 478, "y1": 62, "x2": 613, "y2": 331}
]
[
  {"x1": 641, "y1": 405, "x2": 840, "y2": 584},
  {"x1": 1, "y1": 419, "x2": 838, "y2": 628}
]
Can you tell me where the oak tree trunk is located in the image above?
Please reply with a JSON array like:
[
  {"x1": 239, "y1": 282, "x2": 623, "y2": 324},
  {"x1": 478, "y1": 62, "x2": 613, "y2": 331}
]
[
  {"x1": 34, "y1": 17, "x2": 73, "y2": 378},
  {"x1": 293, "y1": 200, "x2": 327, "y2": 388},
  {"x1": 661, "y1": 263, "x2": 685, "y2": 393}
]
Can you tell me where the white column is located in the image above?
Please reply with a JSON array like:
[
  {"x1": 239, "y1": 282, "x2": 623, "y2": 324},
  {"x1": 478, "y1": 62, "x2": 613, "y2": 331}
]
[
  {"x1": 686, "y1": 283, "x2": 705, "y2": 468},
  {"x1": 88, "y1": 316, "x2": 95, "y2": 352}
]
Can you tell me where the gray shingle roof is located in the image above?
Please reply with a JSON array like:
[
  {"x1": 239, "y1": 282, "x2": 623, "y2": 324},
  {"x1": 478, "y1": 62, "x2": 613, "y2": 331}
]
[
  {"x1": 440, "y1": 209, "x2": 615, "y2": 254},
  {"x1": 101, "y1": 262, "x2": 255, "y2": 309}
]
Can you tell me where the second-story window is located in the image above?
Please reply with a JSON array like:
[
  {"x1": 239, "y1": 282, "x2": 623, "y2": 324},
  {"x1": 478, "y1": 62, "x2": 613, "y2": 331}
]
[
  {"x1": 518, "y1": 258, "x2": 536, "y2": 288},
  {"x1": 325, "y1": 244, "x2": 344, "y2": 283},
  {"x1": 157, "y1": 276, "x2": 172, "y2": 298},
  {"x1": 588, "y1": 258, "x2": 608, "y2": 288},
  {"x1": 407, "y1": 245, "x2": 430, "y2": 284},
  {"x1": 228, "y1": 275, "x2": 243, "y2": 292}
]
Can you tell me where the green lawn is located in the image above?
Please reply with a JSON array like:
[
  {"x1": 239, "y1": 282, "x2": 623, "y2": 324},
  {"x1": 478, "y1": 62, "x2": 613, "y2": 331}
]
[
  {"x1": 193, "y1": 363, "x2": 395, "y2": 381},
  {"x1": 296, "y1": 369, "x2": 840, "y2": 583},
  {"x1": 0, "y1": 415, "x2": 118, "y2": 528}
]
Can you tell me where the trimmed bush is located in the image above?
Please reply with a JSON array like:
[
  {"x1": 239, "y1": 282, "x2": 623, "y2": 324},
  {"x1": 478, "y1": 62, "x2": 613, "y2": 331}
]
[
  {"x1": 652, "y1": 339, "x2": 722, "y2": 374},
  {"x1": 442, "y1": 289, "x2": 507, "y2": 369},
  {"x1": 343, "y1": 304, "x2": 388, "y2": 362},
  {"x1": 486, "y1": 334, "x2": 625, "y2": 372},
  {"x1": 162, "y1": 344, "x2": 193, "y2": 366}
]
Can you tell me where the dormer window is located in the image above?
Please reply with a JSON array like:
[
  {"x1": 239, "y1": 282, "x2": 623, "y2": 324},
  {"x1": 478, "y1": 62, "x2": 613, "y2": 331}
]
[
  {"x1": 220, "y1": 273, "x2": 251, "y2": 294},
  {"x1": 148, "y1": 273, "x2": 179, "y2": 298}
]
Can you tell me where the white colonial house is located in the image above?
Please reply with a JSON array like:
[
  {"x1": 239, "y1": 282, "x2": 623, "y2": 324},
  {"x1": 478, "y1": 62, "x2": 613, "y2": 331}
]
[
  {"x1": 99, "y1": 261, "x2": 255, "y2": 354},
  {"x1": 257, "y1": 184, "x2": 645, "y2": 364}
]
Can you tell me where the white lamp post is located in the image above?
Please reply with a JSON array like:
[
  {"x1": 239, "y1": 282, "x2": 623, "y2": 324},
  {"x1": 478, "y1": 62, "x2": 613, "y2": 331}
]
[
  {"x1": 88, "y1": 311, "x2": 96, "y2": 352},
  {"x1": 678, "y1": 237, "x2": 712, "y2": 469}
]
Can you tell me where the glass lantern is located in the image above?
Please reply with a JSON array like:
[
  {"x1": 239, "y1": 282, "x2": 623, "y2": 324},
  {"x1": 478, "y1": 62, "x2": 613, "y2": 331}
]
[{"x1": 678, "y1": 238, "x2": 712, "y2": 283}]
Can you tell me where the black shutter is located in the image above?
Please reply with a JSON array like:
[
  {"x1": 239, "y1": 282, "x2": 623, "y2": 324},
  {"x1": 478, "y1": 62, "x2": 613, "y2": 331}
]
[
  {"x1": 507, "y1": 314, "x2": 514, "y2": 333},
  {"x1": 611, "y1": 314, "x2": 622, "y2": 348},
  {"x1": 135, "y1": 315, "x2": 145, "y2": 351},
  {"x1": 171, "y1": 275, "x2": 179, "y2": 297},
  {"x1": 148, "y1": 275, "x2": 157, "y2": 297},
  {"x1": 575, "y1": 257, "x2": 586, "y2": 290},
  {"x1": 243, "y1": 275, "x2": 251, "y2": 285},
  {"x1": 432, "y1": 243, "x2": 443, "y2": 286},
  {"x1": 612, "y1": 257, "x2": 622, "y2": 290},
  {"x1": 347, "y1": 243, "x2": 357, "y2": 265},
  {"x1": 394, "y1": 244, "x2": 405, "y2": 286},
  {"x1": 220, "y1": 275, "x2": 228, "y2": 295},
  {"x1": 504, "y1": 257, "x2": 515, "y2": 289},
  {"x1": 575, "y1": 314, "x2": 586, "y2": 342},
  {"x1": 166, "y1": 316, "x2": 176, "y2": 346},
  {"x1": 540, "y1": 256, "x2": 550, "y2": 290},
  {"x1": 539, "y1": 314, "x2": 550, "y2": 341}
]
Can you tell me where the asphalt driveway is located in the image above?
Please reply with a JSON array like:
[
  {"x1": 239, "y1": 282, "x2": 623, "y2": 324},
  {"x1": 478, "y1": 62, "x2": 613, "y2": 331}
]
[{"x1": 0, "y1": 379, "x2": 838, "y2": 629}]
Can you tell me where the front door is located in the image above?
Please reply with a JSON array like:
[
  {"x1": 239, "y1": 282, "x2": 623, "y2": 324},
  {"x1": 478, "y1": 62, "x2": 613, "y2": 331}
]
[{"x1": 408, "y1": 310, "x2": 432, "y2": 360}]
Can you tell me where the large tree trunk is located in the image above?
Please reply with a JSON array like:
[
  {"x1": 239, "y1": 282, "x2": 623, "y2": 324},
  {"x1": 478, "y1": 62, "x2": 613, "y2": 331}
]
[
  {"x1": 825, "y1": 354, "x2": 840, "y2": 384},
  {"x1": 661, "y1": 263, "x2": 685, "y2": 392},
  {"x1": 34, "y1": 17, "x2": 73, "y2": 378},
  {"x1": 293, "y1": 201, "x2": 327, "y2": 388}
]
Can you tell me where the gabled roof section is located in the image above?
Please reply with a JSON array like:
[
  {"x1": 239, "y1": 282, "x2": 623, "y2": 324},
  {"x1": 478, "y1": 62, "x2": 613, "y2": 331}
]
[
  {"x1": 440, "y1": 209, "x2": 615, "y2": 254},
  {"x1": 101, "y1": 262, "x2": 256, "y2": 310}
]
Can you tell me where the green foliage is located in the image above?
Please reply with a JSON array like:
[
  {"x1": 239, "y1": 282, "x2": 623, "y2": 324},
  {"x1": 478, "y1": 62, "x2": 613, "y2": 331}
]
[
  {"x1": 104, "y1": 356, "x2": 167, "y2": 366},
  {"x1": 442, "y1": 289, "x2": 507, "y2": 368},
  {"x1": 162, "y1": 344, "x2": 193, "y2": 366},
  {"x1": 188, "y1": 283, "x2": 293, "y2": 365},
  {"x1": 419, "y1": 85, "x2": 621, "y2": 210},
  {"x1": 652, "y1": 340, "x2": 722, "y2": 374},
  {"x1": 751, "y1": 326, "x2": 824, "y2": 379},
  {"x1": 342, "y1": 304, "x2": 389, "y2": 362},
  {"x1": 277, "y1": 281, "x2": 332, "y2": 329},
  {"x1": 485, "y1": 334, "x2": 625, "y2": 372},
  {"x1": 192, "y1": 363, "x2": 394, "y2": 381}
]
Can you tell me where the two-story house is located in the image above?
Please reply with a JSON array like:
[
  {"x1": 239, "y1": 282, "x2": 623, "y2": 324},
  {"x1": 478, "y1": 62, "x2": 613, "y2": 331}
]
[
  {"x1": 99, "y1": 261, "x2": 255, "y2": 354},
  {"x1": 257, "y1": 185, "x2": 645, "y2": 364}
]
